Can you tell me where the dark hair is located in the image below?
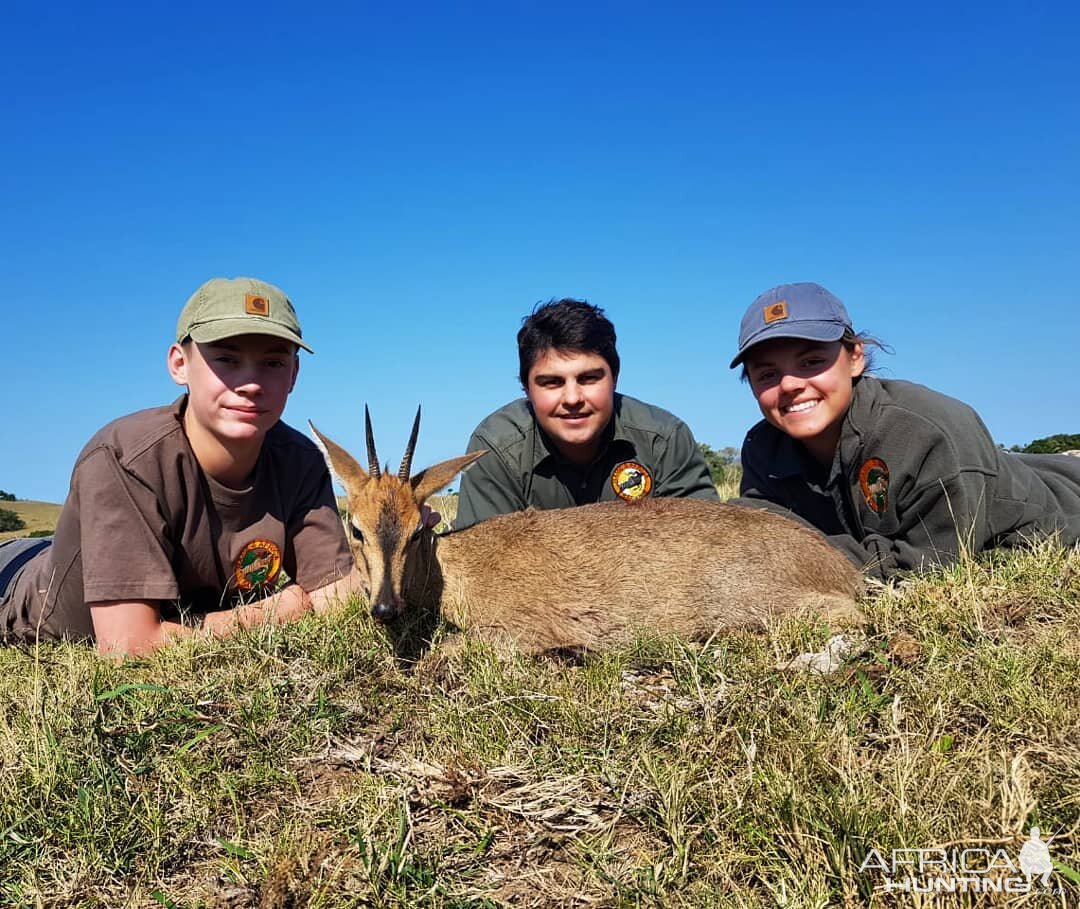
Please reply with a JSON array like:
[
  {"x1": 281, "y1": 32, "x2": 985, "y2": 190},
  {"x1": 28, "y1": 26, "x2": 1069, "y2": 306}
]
[
  {"x1": 841, "y1": 329, "x2": 891, "y2": 372},
  {"x1": 517, "y1": 298, "x2": 620, "y2": 387},
  {"x1": 739, "y1": 329, "x2": 892, "y2": 383}
]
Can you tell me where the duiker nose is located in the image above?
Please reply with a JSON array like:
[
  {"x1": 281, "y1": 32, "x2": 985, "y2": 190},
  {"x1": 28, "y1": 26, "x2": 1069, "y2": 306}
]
[{"x1": 371, "y1": 601, "x2": 398, "y2": 623}]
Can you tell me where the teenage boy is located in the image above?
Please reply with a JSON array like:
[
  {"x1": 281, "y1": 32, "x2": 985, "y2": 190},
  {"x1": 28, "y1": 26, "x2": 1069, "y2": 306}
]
[
  {"x1": 0, "y1": 277, "x2": 360, "y2": 656},
  {"x1": 454, "y1": 298, "x2": 718, "y2": 530}
]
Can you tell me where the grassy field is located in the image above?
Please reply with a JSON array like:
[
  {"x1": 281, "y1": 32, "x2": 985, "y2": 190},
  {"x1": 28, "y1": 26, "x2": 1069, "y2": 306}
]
[
  {"x1": 0, "y1": 525, "x2": 1077, "y2": 906},
  {"x1": 0, "y1": 499, "x2": 62, "y2": 542}
]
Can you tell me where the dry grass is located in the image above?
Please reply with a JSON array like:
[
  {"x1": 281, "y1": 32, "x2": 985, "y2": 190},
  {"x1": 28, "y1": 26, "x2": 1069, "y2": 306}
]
[
  {"x1": 0, "y1": 499, "x2": 62, "y2": 541},
  {"x1": 715, "y1": 474, "x2": 741, "y2": 501},
  {"x1": 0, "y1": 538, "x2": 1076, "y2": 907}
]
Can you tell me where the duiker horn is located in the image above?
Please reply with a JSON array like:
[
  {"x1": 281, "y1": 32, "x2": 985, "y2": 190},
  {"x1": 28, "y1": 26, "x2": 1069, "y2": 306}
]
[
  {"x1": 398, "y1": 406, "x2": 421, "y2": 481},
  {"x1": 364, "y1": 405, "x2": 381, "y2": 479}
]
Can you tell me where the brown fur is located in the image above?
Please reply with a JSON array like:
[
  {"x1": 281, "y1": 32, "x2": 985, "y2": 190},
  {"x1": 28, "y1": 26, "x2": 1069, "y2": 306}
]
[{"x1": 310, "y1": 419, "x2": 864, "y2": 654}]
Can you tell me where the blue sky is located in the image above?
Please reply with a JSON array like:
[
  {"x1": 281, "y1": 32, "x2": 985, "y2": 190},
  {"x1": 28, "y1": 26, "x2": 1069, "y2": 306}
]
[{"x1": 3, "y1": 2, "x2": 1078, "y2": 502}]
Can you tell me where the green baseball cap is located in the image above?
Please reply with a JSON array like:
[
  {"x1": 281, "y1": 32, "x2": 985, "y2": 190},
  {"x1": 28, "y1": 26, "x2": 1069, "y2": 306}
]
[{"x1": 176, "y1": 276, "x2": 313, "y2": 353}]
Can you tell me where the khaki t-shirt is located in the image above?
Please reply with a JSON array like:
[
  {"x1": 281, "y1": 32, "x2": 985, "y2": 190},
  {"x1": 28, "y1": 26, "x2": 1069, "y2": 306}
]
[{"x1": 3, "y1": 396, "x2": 353, "y2": 643}]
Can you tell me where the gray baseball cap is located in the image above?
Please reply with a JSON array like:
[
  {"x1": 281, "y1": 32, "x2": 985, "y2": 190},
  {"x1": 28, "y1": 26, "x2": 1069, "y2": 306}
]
[
  {"x1": 176, "y1": 277, "x2": 313, "y2": 353},
  {"x1": 730, "y1": 282, "x2": 852, "y2": 368}
]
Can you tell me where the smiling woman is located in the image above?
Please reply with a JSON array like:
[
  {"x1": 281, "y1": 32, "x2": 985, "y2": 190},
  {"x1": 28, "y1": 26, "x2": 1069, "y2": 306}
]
[
  {"x1": 729, "y1": 282, "x2": 1080, "y2": 580},
  {"x1": 741, "y1": 338, "x2": 865, "y2": 467}
]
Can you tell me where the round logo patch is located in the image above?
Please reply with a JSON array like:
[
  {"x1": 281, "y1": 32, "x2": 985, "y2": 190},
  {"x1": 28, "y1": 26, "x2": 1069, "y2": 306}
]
[
  {"x1": 858, "y1": 458, "x2": 890, "y2": 514},
  {"x1": 234, "y1": 539, "x2": 283, "y2": 591},
  {"x1": 611, "y1": 461, "x2": 653, "y2": 501}
]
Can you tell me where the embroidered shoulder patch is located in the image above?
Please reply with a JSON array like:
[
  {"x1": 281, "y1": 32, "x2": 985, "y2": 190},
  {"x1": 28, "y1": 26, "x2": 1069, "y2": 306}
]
[
  {"x1": 234, "y1": 539, "x2": 283, "y2": 591},
  {"x1": 245, "y1": 293, "x2": 270, "y2": 316},
  {"x1": 764, "y1": 301, "x2": 788, "y2": 323},
  {"x1": 611, "y1": 461, "x2": 653, "y2": 501},
  {"x1": 858, "y1": 458, "x2": 890, "y2": 515}
]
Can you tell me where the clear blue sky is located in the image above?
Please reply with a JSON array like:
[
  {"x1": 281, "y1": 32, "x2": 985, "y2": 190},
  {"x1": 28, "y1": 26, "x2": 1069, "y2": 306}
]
[{"x1": 3, "y1": 3, "x2": 1078, "y2": 502}]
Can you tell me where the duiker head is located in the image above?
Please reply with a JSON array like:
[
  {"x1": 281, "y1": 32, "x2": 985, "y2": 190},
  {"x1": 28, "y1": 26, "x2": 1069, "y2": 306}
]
[{"x1": 309, "y1": 406, "x2": 484, "y2": 623}]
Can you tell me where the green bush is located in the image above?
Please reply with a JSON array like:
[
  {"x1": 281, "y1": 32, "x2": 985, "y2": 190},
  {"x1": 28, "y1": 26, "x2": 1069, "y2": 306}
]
[
  {"x1": 0, "y1": 490, "x2": 15, "y2": 502},
  {"x1": 1011, "y1": 433, "x2": 1080, "y2": 454},
  {"x1": 698, "y1": 442, "x2": 740, "y2": 486},
  {"x1": 0, "y1": 508, "x2": 26, "y2": 532}
]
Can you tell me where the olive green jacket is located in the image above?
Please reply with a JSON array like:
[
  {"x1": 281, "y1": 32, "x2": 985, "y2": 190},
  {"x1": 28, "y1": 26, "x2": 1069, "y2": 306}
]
[
  {"x1": 735, "y1": 377, "x2": 1080, "y2": 580},
  {"x1": 454, "y1": 394, "x2": 718, "y2": 529}
]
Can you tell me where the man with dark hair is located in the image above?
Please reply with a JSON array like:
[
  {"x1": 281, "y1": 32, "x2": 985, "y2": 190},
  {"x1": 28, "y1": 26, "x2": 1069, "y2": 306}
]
[{"x1": 454, "y1": 299, "x2": 718, "y2": 529}]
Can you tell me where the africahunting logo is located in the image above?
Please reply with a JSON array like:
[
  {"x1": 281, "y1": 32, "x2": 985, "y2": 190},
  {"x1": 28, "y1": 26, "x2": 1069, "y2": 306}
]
[
  {"x1": 233, "y1": 539, "x2": 282, "y2": 591},
  {"x1": 859, "y1": 828, "x2": 1070, "y2": 895}
]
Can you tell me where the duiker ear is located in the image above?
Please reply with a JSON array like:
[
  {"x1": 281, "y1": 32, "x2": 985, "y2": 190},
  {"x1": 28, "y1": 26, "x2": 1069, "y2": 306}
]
[
  {"x1": 308, "y1": 421, "x2": 371, "y2": 493},
  {"x1": 410, "y1": 451, "x2": 487, "y2": 503}
]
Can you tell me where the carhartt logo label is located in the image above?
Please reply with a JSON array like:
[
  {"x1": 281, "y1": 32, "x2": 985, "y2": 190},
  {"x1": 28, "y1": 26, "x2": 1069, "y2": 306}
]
[
  {"x1": 764, "y1": 301, "x2": 788, "y2": 323},
  {"x1": 611, "y1": 462, "x2": 653, "y2": 501},
  {"x1": 245, "y1": 294, "x2": 270, "y2": 316}
]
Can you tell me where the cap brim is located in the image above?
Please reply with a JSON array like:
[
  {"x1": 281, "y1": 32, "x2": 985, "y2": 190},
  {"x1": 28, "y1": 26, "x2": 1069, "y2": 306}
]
[
  {"x1": 729, "y1": 320, "x2": 846, "y2": 369},
  {"x1": 187, "y1": 319, "x2": 314, "y2": 354}
]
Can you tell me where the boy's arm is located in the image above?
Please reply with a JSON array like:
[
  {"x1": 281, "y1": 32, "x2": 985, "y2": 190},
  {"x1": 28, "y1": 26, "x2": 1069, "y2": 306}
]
[
  {"x1": 306, "y1": 565, "x2": 368, "y2": 616},
  {"x1": 90, "y1": 583, "x2": 313, "y2": 657}
]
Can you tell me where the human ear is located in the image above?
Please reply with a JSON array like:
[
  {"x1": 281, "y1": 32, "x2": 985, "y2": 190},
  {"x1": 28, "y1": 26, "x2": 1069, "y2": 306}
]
[
  {"x1": 167, "y1": 343, "x2": 189, "y2": 387},
  {"x1": 849, "y1": 342, "x2": 867, "y2": 378},
  {"x1": 289, "y1": 355, "x2": 300, "y2": 393}
]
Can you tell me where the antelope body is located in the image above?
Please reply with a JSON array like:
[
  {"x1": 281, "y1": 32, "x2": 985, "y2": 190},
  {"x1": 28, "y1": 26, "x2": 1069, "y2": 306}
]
[{"x1": 311, "y1": 410, "x2": 863, "y2": 654}]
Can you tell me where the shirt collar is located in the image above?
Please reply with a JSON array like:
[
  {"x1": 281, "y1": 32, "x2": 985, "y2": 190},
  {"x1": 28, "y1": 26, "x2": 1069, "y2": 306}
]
[{"x1": 835, "y1": 376, "x2": 874, "y2": 471}]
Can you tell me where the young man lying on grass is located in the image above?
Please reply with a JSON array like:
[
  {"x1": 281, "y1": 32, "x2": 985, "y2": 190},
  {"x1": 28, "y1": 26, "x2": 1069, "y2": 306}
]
[
  {"x1": 454, "y1": 298, "x2": 718, "y2": 529},
  {"x1": 0, "y1": 276, "x2": 378, "y2": 657}
]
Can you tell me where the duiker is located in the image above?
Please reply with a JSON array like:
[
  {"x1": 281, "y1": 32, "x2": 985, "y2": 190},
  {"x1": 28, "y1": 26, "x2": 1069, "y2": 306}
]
[{"x1": 310, "y1": 409, "x2": 864, "y2": 655}]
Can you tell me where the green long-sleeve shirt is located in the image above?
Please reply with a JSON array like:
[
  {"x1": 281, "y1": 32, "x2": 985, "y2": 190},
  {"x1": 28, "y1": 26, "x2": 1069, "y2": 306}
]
[
  {"x1": 454, "y1": 393, "x2": 718, "y2": 530},
  {"x1": 734, "y1": 377, "x2": 1080, "y2": 580}
]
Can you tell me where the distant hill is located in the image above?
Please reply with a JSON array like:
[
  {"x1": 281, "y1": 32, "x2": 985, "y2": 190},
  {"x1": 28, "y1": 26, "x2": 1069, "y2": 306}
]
[{"x1": 0, "y1": 500, "x2": 62, "y2": 541}]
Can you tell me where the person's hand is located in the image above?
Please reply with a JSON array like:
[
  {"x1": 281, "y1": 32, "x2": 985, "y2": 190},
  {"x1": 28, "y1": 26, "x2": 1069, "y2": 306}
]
[{"x1": 259, "y1": 584, "x2": 314, "y2": 625}]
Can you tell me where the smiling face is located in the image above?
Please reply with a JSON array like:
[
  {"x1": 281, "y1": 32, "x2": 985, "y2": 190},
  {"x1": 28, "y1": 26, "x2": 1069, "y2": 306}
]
[
  {"x1": 168, "y1": 333, "x2": 299, "y2": 480},
  {"x1": 744, "y1": 338, "x2": 865, "y2": 465},
  {"x1": 526, "y1": 347, "x2": 616, "y2": 465}
]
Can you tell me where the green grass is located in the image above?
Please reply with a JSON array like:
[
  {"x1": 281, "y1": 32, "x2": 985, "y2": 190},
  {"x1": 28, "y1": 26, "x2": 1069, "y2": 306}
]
[{"x1": 0, "y1": 539, "x2": 1077, "y2": 906}]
